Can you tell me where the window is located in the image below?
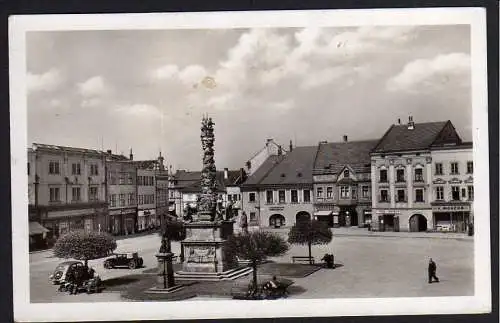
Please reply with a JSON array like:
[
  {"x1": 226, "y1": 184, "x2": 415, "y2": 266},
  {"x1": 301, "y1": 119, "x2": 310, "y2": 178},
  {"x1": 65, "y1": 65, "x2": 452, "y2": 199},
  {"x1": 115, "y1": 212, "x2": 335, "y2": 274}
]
[
  {"x1": 340, "y1": 186, "x2": 349, "y2": 199},
  {"x1": 303, "y1": 190, "x2": 311, "y2": 203},
  {"x1": 468, "y1": 186, "x2": 474, "y2": 201},
  {"x1": 326, "y1": 187, "x2": 333, "y2": 198},
  {"x1": 396, "y1": 169, "x2": 405, "y2": 182},
  {"x1": 249, "y1": 192, "x2": 256, "y2": 202},
  {"x1": 414, "y1": 168, "x2": 423, "y2": 182},
  {"x1": 249, "y1": 212, "x2": 256, "y2": 222},
  {"x1": 128, "y1": 193, "x2": 135, "y2": 205},
  {"x1": 49, "y1": 187, "x2": 60, "y2": 202},
  {"x1": 278, "y1": 190, "x2": 286, "y2": 203},
  {"x1": 49, "y1": 161, "x2": 60, "y2": 174},
  {"x1": 138, "y1": 195, "x2": 143, "y2": 205},
  {"x1": 119, "y1": 176, "x2": 125, "y2": 185},
  {"x1": 450, "y1": 162, "x2": 459, "y2": 175},
  {"x1": 316, "y1": 187, "x2": 323, "y2": 198},
  {"x1": 137, "y1": 176, "x2": 142, "y2": 186},
  {"x1": 435, "y1": 163, "x2": 443, "y2": 175},
  {"x1": 396, "y1": 189, "x2": 405, "y2": 202},
  {"x1": 461, "y1": 188, "x2": 467, "y2": 199},
  {"x1": 266, "y1": 190, "x2": 273, "y2": 204},
  {"x1": 451, "y1": 186, "x2": 460, "y2": 201},
  {"x1": 119, "y1": 193, "x2": 126, "y2": 206},
  {"x1": 343, "y1": 169, "x2": 349, "y2": 178},
  {"x1": 467, "y1": 161, "x2": 473, "y2": 174},
  {"x1": 128, "y1": 174, "x2": 133, "y2": 184},
  {"x1": 379, "y1": 169, "x2": 387, "y2": 182},
  {"x1": 380, "y1": 189, "x2": 389, "y2": 202},
  {"x1": 90, "y1": 164, "x2": 99, "y2": 176},
  {"x1": 291, "y1": 190, "x2": 298, "y2": 203},
  {"x1": 351, "y1": 188, "x2": 357, "y2": 199},
  {"x1": 436, "y1": 187, "x2": 444, "y2": 200},
  {"x1": 110, "y1": 194, "x2": 117, "y2": 207},
  {"x1": 415, "y1": 189, "x2": 424, "y2": 202},
  {"x1": 362, "y1": 186, "x2": 369, "y2": 198},
  {"x1": 72, "y1": 187, "x2": 81, "y2": 202},
  {"x1": 27, "y1": 162, "x2": 30, "y2": 175},
  {"x1": 89, "y1": 187, "x2": 98, "y2": 201},
  {"x1": 71, "y1": 163, "x2": 81, "y2": 175}
]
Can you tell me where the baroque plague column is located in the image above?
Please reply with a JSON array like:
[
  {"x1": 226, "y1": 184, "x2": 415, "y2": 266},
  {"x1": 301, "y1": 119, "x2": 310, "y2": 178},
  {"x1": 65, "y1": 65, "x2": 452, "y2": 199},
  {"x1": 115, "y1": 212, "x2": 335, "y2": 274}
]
[{"x1": 175, "y1": 116, "x2": 251, "y2": 280}]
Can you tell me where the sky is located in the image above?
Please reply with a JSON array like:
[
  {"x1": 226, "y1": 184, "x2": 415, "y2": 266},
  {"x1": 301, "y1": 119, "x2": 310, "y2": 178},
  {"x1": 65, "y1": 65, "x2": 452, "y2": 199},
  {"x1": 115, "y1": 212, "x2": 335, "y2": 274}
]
[{"x1": 26, "y1": 25, "x2": 472, "y2": 171}]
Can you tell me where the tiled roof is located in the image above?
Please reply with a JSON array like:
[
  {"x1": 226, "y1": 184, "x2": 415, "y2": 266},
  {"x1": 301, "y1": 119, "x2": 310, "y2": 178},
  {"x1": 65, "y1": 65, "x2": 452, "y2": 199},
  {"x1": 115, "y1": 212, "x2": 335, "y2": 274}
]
[
  {"x1": 241, "y1": 155, "x2": 285, "y2": 187},
  {"x1": 372, "y1": 121, "x2": 448, "y2": 153},
  {"x1": 31, "y1": 143, "x2": 128, "y2": 160},
  {"x1": 126, "y1": 160, "x2": 159, "y2": 169},
  {"x1": 313, "y1": 140, "x2": 378, "y2": 174},
  {"x1": 174, "y1": 169, "x2": 246, "y2": 193},
  {"x1": 259, "y1": 146, "x2": 318, "y2": 186}
]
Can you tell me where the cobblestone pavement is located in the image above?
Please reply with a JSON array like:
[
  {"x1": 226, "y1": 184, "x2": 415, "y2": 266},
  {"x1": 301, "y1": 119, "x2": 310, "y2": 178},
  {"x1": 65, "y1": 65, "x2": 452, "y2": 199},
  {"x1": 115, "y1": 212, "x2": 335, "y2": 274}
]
[{"x1": 30, "y1": 231, "x2": 473, "y2": 302}]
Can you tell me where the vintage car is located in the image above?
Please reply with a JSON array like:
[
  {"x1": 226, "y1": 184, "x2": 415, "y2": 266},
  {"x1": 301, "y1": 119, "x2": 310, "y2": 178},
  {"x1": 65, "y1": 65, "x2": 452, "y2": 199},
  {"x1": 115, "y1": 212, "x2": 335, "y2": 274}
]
[
  {"x1": 103, "y1": 252, "x2": 144, "y2": 269},
  {"x1": 49, "y1": 261, "x2": 87, "y2": 285}
]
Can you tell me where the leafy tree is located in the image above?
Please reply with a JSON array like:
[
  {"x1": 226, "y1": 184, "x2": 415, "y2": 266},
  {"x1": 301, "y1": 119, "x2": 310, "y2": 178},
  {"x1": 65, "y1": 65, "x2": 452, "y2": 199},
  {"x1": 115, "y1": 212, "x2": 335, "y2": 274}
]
[
  {"x1": 288, "y1": 219, "x2": 333, "y2": 265},
  {"x1": 53, "y1": 230, "x2": 117, "y2": 267},
  {"x1": 226, "y1": 231, "x2": 289, "y2": 291}
]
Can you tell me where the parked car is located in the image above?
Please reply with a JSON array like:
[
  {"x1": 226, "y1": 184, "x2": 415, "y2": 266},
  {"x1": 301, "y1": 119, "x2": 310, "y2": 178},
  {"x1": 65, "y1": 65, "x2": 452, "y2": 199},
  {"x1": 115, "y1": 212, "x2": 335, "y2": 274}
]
[
  {"x1": 49, "y1": 261, "x2": 89, "y2": 285},
  {"x1": 103, "y1": 252, "x2": 144, "y2": 269}
]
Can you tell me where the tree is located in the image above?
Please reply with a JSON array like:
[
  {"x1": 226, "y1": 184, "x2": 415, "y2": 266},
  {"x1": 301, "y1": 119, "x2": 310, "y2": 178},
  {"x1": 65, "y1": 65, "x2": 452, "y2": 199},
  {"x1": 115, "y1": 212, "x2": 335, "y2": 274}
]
[
  {"x1": 226, "y1": 231, "x2": 289, "y2": 292},
  {"x1": 288, "y1": 219, "x2": 333, "y2": 265},
  {"x1": 53, "y1": 230, "x2": 117, "y2": 267}
]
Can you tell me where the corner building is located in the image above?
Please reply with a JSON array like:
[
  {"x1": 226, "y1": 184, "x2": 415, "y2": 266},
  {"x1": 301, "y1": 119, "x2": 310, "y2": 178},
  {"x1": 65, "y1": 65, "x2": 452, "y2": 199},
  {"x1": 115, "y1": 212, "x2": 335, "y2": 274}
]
[{"x1": 371, "y1": 119, "x2": 472, "y2": 232}]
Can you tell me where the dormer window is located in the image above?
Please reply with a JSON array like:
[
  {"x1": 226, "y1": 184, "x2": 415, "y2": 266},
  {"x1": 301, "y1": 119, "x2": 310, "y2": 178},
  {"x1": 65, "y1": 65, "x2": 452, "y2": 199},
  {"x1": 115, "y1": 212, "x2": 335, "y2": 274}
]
[{"x1": 343, "y1": 169, "x2": 349, "y2": 178}]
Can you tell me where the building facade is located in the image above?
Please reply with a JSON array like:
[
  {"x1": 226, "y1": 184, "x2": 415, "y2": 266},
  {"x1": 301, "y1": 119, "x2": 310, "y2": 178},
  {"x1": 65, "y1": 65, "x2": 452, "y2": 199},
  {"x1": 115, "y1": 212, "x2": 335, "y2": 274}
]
[
  {"x1": 136, "y1": 167, "x2": 156, "y2": 231},
  {"x1": 371, "y1": 118, "x2": 472, "y2": 232},
  {"x1": 241, "y1": 145, "x2": 316, "y2": 229},
  {"x1": 28, "y1": 144, "x2": 114, "y2": 238},
  {"x1": 107, "y1": 160, "x2": 138, "y2": 235},
  {"x1": 312, "y1": 138, "x2": 377, "y2": 228}
]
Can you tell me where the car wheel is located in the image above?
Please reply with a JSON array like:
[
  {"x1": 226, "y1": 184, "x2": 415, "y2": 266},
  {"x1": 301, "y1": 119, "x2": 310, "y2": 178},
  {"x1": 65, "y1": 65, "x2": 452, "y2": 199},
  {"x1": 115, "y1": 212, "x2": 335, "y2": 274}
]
[{"x1": 128, "y1": 260, "x2": 137, "y2": 269}]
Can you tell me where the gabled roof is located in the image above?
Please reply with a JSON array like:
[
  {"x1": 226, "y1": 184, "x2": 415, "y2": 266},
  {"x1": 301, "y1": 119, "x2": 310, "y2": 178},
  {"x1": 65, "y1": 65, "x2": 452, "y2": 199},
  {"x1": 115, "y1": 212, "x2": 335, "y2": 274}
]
[
  {"x1": 241, "y1": 155, "x2": 285, "y2": 187},
  {"x1": 371, "y1": 121, "x2": 454, "y2": 153},
  {"x1": 258, "y1": 146, "x2": 318, "y2": 186},
  {"x1": 313, "y1": 140, "x2": 378, "y2": 175}
]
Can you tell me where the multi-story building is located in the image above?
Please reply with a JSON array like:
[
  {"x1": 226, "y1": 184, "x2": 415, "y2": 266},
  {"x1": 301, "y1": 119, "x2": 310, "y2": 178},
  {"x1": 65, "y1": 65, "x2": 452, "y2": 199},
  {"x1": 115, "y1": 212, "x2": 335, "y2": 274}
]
[
  {"x1": 244, "y1": 138, "x2": 282, "y2": 176},
  {"x1": 135, "y1": 162, "x2": 157, "y2": 231},
  {"x1": 27, "y1": 144, "x2": 120, "y2": 238},
  {"x1": 241, "y1": 145, "x2": 317, "y2": 229},
  {"x1": 312, "y1": 137, "x2": 377, "y2": 228},
  {"x1": 370, "y1": 118, "x2": 472, "y2": 232},
  {"x1": 107, "y1": 152, "x2": 138, "y2": 235}
]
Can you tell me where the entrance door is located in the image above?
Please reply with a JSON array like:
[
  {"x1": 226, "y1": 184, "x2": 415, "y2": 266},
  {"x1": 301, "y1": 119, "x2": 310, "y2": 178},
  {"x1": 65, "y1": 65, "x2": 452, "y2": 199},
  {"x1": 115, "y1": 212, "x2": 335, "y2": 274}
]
[{"x1": 409, "y1": 214, "x2": 427, "y2": 232}]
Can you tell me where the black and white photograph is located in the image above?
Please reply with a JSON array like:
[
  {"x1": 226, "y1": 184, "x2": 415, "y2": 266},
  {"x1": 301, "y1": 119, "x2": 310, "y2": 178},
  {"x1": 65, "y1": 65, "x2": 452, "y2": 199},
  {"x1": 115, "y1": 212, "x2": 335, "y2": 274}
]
[{"x1": 9, "y1": 8, "x2": 491, "y2": 322}]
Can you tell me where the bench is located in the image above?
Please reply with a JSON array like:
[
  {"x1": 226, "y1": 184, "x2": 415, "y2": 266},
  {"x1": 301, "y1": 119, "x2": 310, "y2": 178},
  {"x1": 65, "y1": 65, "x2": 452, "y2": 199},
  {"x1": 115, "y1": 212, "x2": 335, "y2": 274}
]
[{"x1": 292, "y1": 256, "x2": 315, "y2": 264}]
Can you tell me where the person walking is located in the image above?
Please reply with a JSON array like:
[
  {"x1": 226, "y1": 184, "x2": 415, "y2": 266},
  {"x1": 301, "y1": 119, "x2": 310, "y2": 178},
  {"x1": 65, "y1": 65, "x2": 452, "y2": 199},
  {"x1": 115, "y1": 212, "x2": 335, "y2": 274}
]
[{"x1": 428, "y1": 258, "x2": 440, "y2": 283}]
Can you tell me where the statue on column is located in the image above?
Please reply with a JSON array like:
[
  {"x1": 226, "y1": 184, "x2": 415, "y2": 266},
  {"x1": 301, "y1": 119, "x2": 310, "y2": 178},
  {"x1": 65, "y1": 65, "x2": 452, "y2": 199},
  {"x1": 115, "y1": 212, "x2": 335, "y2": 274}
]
[{"x1": 198, "y1": 116, "x2": 218, "y2": 222}]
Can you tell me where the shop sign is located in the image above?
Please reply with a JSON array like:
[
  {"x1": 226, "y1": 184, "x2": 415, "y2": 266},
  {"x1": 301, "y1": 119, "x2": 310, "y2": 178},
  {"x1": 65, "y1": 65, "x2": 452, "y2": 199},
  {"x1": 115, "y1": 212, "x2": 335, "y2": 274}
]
[
  {"x1": 269, "y1": 206, "x2": 284, "y2": 211},
  {"x1": 432, "y1": 205, "x2": 470, "y2": 212},
  {"x1": 47, "y1": 209, "x2": 93, "y2": 218},
  {"x1": 375, "y1": 210, "x2": 401, "y2": 215}
]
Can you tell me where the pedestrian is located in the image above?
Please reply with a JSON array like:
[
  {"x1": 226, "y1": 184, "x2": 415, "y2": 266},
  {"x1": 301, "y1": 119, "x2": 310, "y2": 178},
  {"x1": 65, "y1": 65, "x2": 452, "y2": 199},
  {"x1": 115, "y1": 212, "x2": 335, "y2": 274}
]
[{"x1": 428, "y1": 258, "x2": 440, "y2": 283}]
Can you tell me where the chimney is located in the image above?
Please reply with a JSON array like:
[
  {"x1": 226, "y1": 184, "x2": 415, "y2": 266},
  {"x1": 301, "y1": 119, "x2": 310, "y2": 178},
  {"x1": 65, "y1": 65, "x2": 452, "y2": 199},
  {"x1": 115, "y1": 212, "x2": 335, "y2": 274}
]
[
  {"x1": 224, "y1": 168, "x2": 228, "y2": 179},
  {"x1": 129, "y1": 148, "x2": 134, "y2": 160},
  {"x1": 106, "y1": 149, "x2": 112, "y2": 155},
  {"x1": 407, "y1": 115, "x2": 415, "y2": 130},
  {"x1": 240, "y1": 167, "x2": 246, "y2": 181},
  {"x1": 343, "y1": 135, "x2": 348, "y2": 143},
  {"x1": 158, "y1": 152, "x2": 165, "y2": 171},
  {"x1": 397, "y1": 118, "x2": 401, "y2": 125},
  {"x1": 266, "y1": 138, "x2": 273, "y2": 146},
  {"x1": 278, "y1": 145, "x2": 283, "y2": 156},
  {"x1": 289, "y1": 140, "x2": 293, "y2": 152}
]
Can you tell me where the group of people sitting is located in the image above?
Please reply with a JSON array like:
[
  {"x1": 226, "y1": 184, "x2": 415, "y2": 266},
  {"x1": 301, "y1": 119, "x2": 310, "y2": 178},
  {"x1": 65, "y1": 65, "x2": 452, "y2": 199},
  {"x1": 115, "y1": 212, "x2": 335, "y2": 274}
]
[{"x1": 61, "y1": 266, "x2": 100, "y2": 295}]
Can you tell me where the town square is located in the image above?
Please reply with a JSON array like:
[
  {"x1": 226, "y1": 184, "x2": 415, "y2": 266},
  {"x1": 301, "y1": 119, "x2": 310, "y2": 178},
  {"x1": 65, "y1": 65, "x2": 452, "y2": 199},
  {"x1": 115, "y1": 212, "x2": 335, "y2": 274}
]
[{"x1": 11, "y1": 8, "x2": 491, "y2": 322}]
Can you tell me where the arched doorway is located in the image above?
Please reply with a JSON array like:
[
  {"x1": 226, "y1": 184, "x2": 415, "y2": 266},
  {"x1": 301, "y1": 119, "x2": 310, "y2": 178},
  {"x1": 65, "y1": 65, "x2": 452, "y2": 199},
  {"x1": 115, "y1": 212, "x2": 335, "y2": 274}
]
[
  {"x1": 296, "y1": 211, "x2": 311, "y2": 224},
  {"x1": 269, "y1": 214, "x2": 286, "y2": 228},
  {"x1": 409, "y1": 214, "x2": 427, "y2": 232},
  {"x1": 339, "y1": 207, "x2": 358, "y2": 227}
]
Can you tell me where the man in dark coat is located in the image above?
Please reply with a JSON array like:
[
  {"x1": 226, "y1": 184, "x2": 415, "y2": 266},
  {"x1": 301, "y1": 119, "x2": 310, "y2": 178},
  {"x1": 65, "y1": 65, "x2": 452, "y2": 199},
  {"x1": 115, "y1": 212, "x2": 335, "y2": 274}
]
[{"x1": 428, "y1": 258, "x2": 440, "y2": 283}]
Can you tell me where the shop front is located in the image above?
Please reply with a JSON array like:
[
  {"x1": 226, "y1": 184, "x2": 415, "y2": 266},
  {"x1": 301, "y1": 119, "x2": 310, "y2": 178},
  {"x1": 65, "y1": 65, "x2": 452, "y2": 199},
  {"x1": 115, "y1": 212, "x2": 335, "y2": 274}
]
[
  {"x1": 374, "y1": 210, "x2": 401, "y2": 232},
  {"x1": 363, "y1": 210, "x2": 372, "y2": 228},
  {"x1": 109, "y1": 207, "x2": 137, "y2": 235},
  {"x1": 431, "y1": 203, "x2": 471, "y2": 233},
  {"x1": 314, "y1": 210, "x2": 334, "y2": 227},
  {"x1": 45, "y1": 206, "x2": 106, "y2": 238},
  {"x1": 138, "y1": 209, "x2": 156, "y2": 231}
]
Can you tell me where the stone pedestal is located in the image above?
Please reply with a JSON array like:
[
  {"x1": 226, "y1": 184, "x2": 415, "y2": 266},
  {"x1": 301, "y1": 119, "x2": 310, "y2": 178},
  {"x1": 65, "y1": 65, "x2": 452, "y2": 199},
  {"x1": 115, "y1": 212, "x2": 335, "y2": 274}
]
[
  {"x1": 175, "y1": 220, "x2": 252, "y2": 281},
  {"x1": 149, "y1": 251, "x2": 184, "y2": 293}
]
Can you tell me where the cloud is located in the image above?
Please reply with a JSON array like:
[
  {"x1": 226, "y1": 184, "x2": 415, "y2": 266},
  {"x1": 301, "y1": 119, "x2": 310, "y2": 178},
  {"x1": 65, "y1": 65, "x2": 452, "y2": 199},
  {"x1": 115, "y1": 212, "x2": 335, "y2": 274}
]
[
  {"x1": 27, "y1": 68, "x2": 63, "y2": 92},
  {"x1": 77, "y1": 76, "x2": 107, "y2": 97},
  {"x1": 178, "y1": 65, "x2": 208, "y2": 86},
  {"x1": 114, "y1": 103, "x2": 162, "y2": 118},
  {"x1": 153, "y1": 64, "x2": 179, "y2": 80},
  {"x1": 301, "y1": 67, "x2": 350, "y2": 90},
  {"x1": 386, "y1": 52, "x2": 471, "y2": 93}
]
